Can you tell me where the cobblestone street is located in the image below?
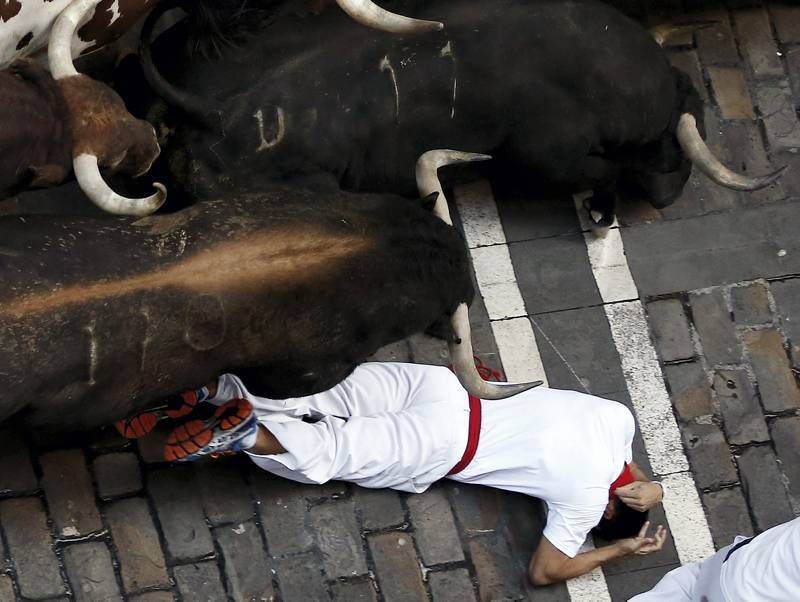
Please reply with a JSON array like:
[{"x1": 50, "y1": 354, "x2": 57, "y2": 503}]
[{"x1": 2, "y1": 0, "x2": 800, "y2": 600}]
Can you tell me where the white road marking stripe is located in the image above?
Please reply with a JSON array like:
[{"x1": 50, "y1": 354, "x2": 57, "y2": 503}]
[
  {"x1": 575, "y1": 196, "x2": 715, "y2": 564},
  {"x1": 454, "y1": 183, "x2": 612, "y2": 601}
]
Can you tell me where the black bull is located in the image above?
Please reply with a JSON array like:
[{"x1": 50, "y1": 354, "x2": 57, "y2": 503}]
[
  {"x1": 0, "y1": 189, "x2": 473, "y2": 431},
  {"x1": 140, "y1": 0, "x2": 774, "y2": 221}
]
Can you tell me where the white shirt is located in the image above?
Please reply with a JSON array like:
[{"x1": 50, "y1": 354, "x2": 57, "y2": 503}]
[
  {"x1": 449, "y1": 387, "x2": 635, "y2": 557},
  {"x1": 213, "y1": 362, "x2": 634, "y2": 557},
  {"x1": 720, "y1": 517, "x2": 800, "y2": 602}
]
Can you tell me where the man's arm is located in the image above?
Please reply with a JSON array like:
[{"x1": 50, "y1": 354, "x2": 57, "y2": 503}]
[
  {"x1": 616, "y1": 462, "x2": 664, "y2": 512},
  {"x1": 528, "y1": 522, "x2": 667, "y2": 586}
]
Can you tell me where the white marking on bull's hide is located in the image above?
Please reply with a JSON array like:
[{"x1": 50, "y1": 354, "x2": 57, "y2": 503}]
[
  {"x1": 139, "y1": 306, "x2": 152, "y2": 373},
  {"x1": 84, "y1": 322, "x2": 97, "y2": 386},
  {"x1": 451, "y1": 77, "x2": 458, "y2": 120},
  {"x1": 253, "y1": 107, "x2": 286, "y2": 152},
  {"x1": 108, "y1": 0, "x2": 122, "y2": 26},
  {"x1": 379, "y1": 55, "x2": 400, "y2": 122},
  {"x1": 439, "y1": 41, "x2": 452, "y2": 57}
]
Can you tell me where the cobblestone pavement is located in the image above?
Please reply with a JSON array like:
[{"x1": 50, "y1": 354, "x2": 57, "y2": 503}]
[{"x1": 2, "y1": 1, "x2": 800, "y2": 600}]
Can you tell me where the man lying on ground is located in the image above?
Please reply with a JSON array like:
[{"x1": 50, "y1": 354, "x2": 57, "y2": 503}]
[
  {"x1": 631, "y1": 516, "x2": 800, "y2": 601},
  {"x1": 118, "y1": 361, "x2": 667, "y2": 585}
]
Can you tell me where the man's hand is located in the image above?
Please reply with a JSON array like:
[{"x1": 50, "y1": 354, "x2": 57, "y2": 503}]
[
  {"x1": 614, "y1": 481, "x2": 663, "y2": 511},
  {"x1": 615, "y1": 522, "x2": 668, "y2": 556}
]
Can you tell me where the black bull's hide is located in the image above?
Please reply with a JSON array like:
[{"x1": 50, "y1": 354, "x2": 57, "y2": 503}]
[
  {"x1": 0, "y1": 189, "x2": 472, "y2": 431},
  {"x1": 144, "y1": 0, "x2": 701, "y2": 206}
]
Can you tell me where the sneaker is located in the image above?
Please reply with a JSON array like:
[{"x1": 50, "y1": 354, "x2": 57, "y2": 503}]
[
  {"x1": 164, "y1": 399, "x2": 258, "y2": 462},
  {"x1": 114, "y1": 387, "x2": 211, "y2": 439}
]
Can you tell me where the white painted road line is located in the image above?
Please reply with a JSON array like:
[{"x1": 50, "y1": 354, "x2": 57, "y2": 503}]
[
  {"x1": 454, "y1": 183, "x2": 612, "y2": 602},
  {"x1": 576, "y1": 197, "x2": 716, "y2": 564}
]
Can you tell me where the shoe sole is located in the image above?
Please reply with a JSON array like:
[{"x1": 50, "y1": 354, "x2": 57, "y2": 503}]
[
  {"x1": 164, "y1": 399, "x2": 253, "y2": 462},
  {"x1": 115, "y1": 390, "x2": 203, "y2": 439}
]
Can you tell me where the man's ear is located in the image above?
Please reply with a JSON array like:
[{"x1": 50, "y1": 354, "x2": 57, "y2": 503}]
[{"x1": 421, "y1": 192, "x2": 439, "y2": 212}]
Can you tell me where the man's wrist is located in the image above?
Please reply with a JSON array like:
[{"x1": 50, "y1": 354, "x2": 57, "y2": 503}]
[{"x1": 653, "y1": 481, "x2": 665, "y2": 503}]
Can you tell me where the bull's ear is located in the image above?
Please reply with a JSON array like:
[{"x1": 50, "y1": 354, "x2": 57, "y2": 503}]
[{"x1": 421, "y1": 192, "x2": 439, "y2": 212}]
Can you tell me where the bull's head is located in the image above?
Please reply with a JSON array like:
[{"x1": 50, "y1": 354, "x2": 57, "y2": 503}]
[
  {"x1": 49, "y1": 0, "x2": 166, "y2": 216},
  {"x1": 415, "y1": 149, "x2": 542, "y2": 400}
]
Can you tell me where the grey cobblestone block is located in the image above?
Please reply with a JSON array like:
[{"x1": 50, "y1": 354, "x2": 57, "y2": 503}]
[
  {"x1": 755, "y1": 82, "x2": 800, "y2": 151},
  {"x1": 0, "y1": 424, "x2": 37, "y2": 493},
  {"x1": 664, "y1": 362, "x2": 713, "y2": 420},
  {"x1": 0, "y1": 576, "x2": 14, "y2": 601},
  {"x1": 128, "y1": 591, "x2": 174, "y2": 602},
  {"x1": 368, "y1": 531, "x2": 427, "y2": 602},
  {"x1": 195, "y1": 459, "x2": 254, "y2": 526},
  {"x1": 738, "y1": 446, "x2": 795, "y2": 532},
  {"x1": 251, "y1": 475, "x2": 314, "y2": 556},
  {"x1": 670, "y1": 51, "x2": 708, "y2": 103},
  {"x1": 735, "y1": 8, "x2": 784, "y2": 78},
  {"x1": 148, "y1": 467, "x2": 214, "y2": 561},
  {"x1": 274, "y1": 553, "x2": 329, "y2": 601},
  {"x1": 703, "y1": 487, "x2": 754, "y2": 549},
  {"x1": 330, "y1": 579, "x2": 378, "y2": 601},
  {"x1": 606, "y1": 564, "x2": 680, "y2": 602},
  {"x1": 407, "y1": 487, "x2": 464, "y2": 566},
  {"x1": 62, "y1": 542, "x2": 121, "y2": 602},
  {"x1": 770, "y1": 278, "x2": 800, "y2": 343},
  {"x1": 770, "y1": 3, "x2": 800, "y2": 43},
  {"x1": 709, "y1": 67, "x2": 755, "y2": 120},
  {"x1": 40, "y1": 449, "x2": 103, "y2": 537},
  {"x1": 714, "y1": 368, "x2": 769, "y2": 445},
  {"x1": 86, "y1": 426, "x2": 129, "y2": 453},
  {"x1": 352, "y1": 486, "x2": 405, "y2": 531},
  {"x1": 646, "y1": 298, "x2": 695, "y2": 361},
  {"x1": 682, "y1": 421, "x2": 737, "y2": 489},
  {"x1": 696, "y1": 9, "x2": 740, "y2": 66},
  {"x1": 368, "y1": 339, "x2": 412, "y2": 362},
  {"x1": 769, "y1": 416, "x2": 800, "y2": 501},
  {"x1": 105, "y1": 497, "x2": 169, "y2": 592},
  {"x1": 743, "y1": 328, "x2": 800, "y2": 412},
  {"x1": 787, "y1": 48, "x2": 800, "y2": 105},
  {"x1": 94, "y1": 452, "x2": 142, "y2": 499},
  {"x1": 214, "y1": 520, "x2": 274, "y2": 602},
  {"x1": 691, "y1": 289, "x2": 742, "y2": 365},
  {"x1": 310, "y1": 498, "x2": 367, "y2": 578},
  {"x1": 721, "y1": 120, "x2": 785, "y2": 204},
  {"x1": 428, "y1": 569, "x2": 477, "y2": 602},
  {"x1": 468, "y1": 535, "x2": 527, "y2": 602},
  {"x1": 0, "y1": 497, "x2": 66, "y2": 599},
  {"x1": 173, "y1": 562, "x2": 227, "y2": 602},
  {"x1": 447, "y1": 481, "x2": 503, "y2": 535},
  {"x1": 731, "y1": 282, "x2": 772, "y2": 326},
  {"x1": 408, "y1": 333, "x2": 448, "y2": 366}
]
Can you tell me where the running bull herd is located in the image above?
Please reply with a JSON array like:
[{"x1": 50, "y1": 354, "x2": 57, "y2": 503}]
[{"x1": 0, "y1": 0, "x2": 787, "y2": 432}]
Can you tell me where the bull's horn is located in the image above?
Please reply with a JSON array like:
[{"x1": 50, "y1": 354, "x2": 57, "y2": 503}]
[
  {"x1": 677, "y1": 113, "x2": 785, "y2": 191},
  {"x1": 335, "y1": 0, "x2": 443, "y2": 34},
  {"x1": 49, "y1": 0, "x2": 101, "y2": 80},
  {"x1": 73, "y1": 153, "x2": 166, "y2": 216},
  {"x1": 415, "y1": 149, "x2": 543, "y2": 400}
]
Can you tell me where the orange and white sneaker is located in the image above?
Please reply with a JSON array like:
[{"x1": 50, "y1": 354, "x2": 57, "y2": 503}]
[
  {"x1": 164, "y1": 399, "x2": 258, "y2": 462},
  {"x1": 114, "y1": 387, "x2": 211, "y2": 439}
]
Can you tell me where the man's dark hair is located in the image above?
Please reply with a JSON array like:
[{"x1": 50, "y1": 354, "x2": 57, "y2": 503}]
[{"x1": 592, "y1": 499, "x2": 649, "y2": 541}]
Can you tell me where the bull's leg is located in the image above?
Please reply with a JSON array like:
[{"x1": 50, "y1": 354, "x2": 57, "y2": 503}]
[
  {"x1": 237, "y1": 360, "x2": 357, "y2": 400},
  {"x1": 577, "y1": 156, "x2": 620, "y2": 231}
]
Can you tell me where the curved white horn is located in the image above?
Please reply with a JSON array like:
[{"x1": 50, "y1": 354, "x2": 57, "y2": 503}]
[
  {"x1": 335, "y1": 0, "x2": 443, "y2": 34},
  {"x1": 677, "y1": 113, "x2": 785, "y2": 191},
  {"x1": 49, "y1": 0, "x2": 102, "y2": 80},
  {"x1": 415, "y1": 149, "x2": 543, "y2": 400},
  {"x1": 73, "y1": 153, "x2": 166, "y2": 216}
]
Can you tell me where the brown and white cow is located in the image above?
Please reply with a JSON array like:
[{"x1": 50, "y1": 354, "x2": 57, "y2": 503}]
[
  {"x1": 0, "y1": 0, "x2": 441, "y2": 70},
  {"x1": 0, "y1": 0, "x2": 165, "y2": 215}
]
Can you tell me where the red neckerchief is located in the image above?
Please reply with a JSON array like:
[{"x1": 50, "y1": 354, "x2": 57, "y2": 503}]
[{"x1": 609, "y1": 463, "x2": 635, "y2": 500}]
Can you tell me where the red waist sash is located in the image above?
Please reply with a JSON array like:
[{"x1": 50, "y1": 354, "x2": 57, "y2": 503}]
[{"x1": 447, "y1": 394, "x2": 482, "y2": 476}]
